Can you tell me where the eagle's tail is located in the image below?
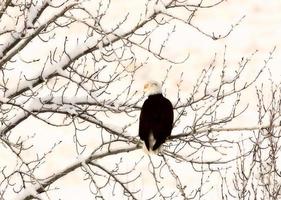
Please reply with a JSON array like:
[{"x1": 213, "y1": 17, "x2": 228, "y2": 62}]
[
  {"x1": 142, "y1": 132, "x2": 156, "y2": 153},
  {"x1": 152, "y1": 137, "x2": 165, "y2": 151}
]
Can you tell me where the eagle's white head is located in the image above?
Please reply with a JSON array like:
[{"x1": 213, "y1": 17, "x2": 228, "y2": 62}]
[{"x1": 143, "y1": 81, "x2": 162, "y2": 96}]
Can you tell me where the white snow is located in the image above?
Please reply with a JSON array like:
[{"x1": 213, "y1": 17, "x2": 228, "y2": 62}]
[
  {"x1": 13, "y1": 183, "x2": 41, "y2": 200},
  {"x1": 206, "y1": 86, "x2": 218, "y2": 96},
  {"x1": 81, "y1": 160, "x2": 95, "y2": 178},
  {"x1": 45, "y1": 0, "x2": 52, "y2": 4},
  {"x1": 63, "y1": 104, "x2": 77, "y2": 115},
  {"x1": 39, "y1": 93, "x2": 53, "y2": 103},
  {"x1": 97, "y1": 41, "x2": 103, "y2": 51},
  {"x1": 223, "y1": 72, "x2": 236, "y2": 83},
  {"x1": 0, "y1": 44, "x2": 4, "y2": 58},
  {"x1": 0, "y1": 96, "x2": 9, "y2": 103},
  {"x1": 2, "y1": 1, "x2": 281, "y2": 200},
  {"x1": 94, "y1": 48, "x2": 102, "y2": 60},
  {"x1": 154, "y1": 0, "x2": 167, "y2": 13},
  {"x1": 36, "y1": 0, "x2": 78, "y2": 27},
  {"x1": 23, "y1": 98, "x2": 43, "y2": 112},
  {"x1": 25, "y1": 2, "x2": 41, "y2": 28},
  {"x1": 77, "y1": 155, "x2": 87, "y2": 163}
]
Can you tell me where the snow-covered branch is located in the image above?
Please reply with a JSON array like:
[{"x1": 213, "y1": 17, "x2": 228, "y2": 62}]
[
  {"x1": 1, "y1": 0, "x2": 280, "y2": 199},
  {"x1": 16, "y1": 145, "x2": 140, "y2": 200}
]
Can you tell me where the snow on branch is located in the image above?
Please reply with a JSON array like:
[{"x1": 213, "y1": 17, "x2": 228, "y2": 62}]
[
  {"x1": 15, "y1": 145, "x2": 140, "y2": 200},
  {"x1": 1, "y1": 0, "x2": 280, "y2": 199}
]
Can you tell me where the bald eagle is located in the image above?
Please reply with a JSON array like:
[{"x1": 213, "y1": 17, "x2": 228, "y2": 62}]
[{"x1": 139, "y1": 81, "x2": 174, "y2": 152}]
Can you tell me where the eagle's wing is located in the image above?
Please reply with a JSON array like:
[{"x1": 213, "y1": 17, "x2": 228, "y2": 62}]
[
  {"x1": 139, "y1": 96, "x2": 174, "y2": 151},
  {"x1": 152, "y1": 98, "x2": 173, "y2": 150},
  {"x1": 138, "y1": 99, "x2": 152, "y2": 150}
]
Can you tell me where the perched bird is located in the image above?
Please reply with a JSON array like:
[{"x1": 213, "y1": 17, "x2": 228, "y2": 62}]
[{"x1": 138, "y1": 81, "x2": 174, "y2": 152}]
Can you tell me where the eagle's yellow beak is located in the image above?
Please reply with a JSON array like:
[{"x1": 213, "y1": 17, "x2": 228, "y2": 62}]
[{"x1": 144, "y1": 83, "x2": 149, "y2": 90}]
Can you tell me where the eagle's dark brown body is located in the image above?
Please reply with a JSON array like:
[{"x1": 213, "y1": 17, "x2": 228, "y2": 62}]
[{"x1": 139, "y1": 93, "x2": 173, "y2": 151}]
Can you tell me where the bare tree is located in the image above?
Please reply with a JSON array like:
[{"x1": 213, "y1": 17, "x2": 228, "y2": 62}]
[
  {"x1": 222, "y1": 73, "x2": 281, "y2": 200},
  {"x1": 0, "y1": 0, "x2": 279, "y2": 199}
]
